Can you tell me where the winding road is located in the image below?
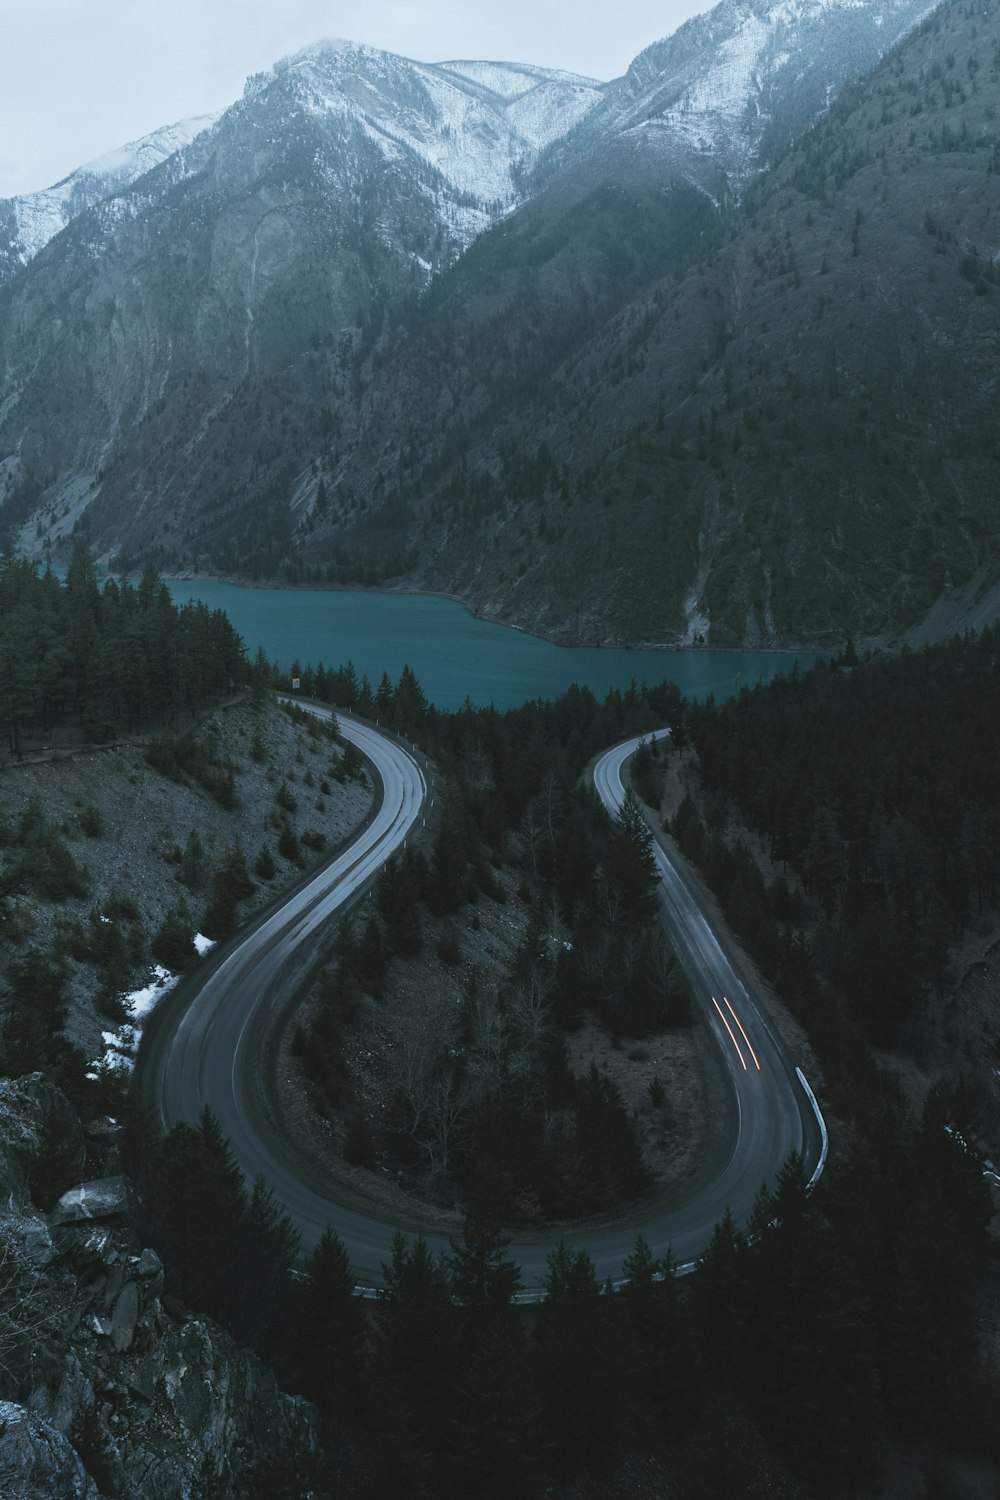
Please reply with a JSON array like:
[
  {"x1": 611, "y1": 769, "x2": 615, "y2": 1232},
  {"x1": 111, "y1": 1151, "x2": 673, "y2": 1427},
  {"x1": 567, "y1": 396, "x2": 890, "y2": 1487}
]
[{"x1": 141, "y1": 714, "x2": 824, "y2": 1296}]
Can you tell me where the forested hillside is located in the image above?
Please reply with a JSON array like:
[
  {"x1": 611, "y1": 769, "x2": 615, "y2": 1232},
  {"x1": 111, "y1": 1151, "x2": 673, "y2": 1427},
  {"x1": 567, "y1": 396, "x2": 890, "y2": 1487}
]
[
  {"x1": 0, "y1": 544, "x2": 252, "y2": 756},
  {"x1": 0, "y1": 548, "x2": 370, "y2": 1101},
  {"x1": 677, "y1": 630, "x2": 1000, "y2": 1049},
  {"x1": 118, "y1": 654, "x2": 998, "y2": 1496},
  {"x1": 0, "y1": 571, "x2": 998, "y2": 1491},
  {"x1": 284, "y1": 673, "x2": 687, "y2": 1220}
]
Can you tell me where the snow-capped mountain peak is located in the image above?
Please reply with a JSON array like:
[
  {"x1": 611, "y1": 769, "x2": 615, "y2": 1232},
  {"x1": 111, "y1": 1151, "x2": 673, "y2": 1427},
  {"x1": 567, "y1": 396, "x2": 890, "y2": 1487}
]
[
  {"x1": 0, "y1": 113, "x2": 219, "y2": 279},
  {"x1": 555, "y1": 0, "x2": 937, "y2": 183},
  {"x1": 251, "y1": 39, "x2": 606, "y2": 211}
]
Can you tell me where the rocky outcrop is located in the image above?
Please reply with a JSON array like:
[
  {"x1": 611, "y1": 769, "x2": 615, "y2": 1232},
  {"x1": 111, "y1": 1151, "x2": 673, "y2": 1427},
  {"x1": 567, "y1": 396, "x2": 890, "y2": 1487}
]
[
  {"x1": 0, "y1": 1075, "x2": 319, "y2": 1500},
  {"x1": 0, "y1": 1403, "x2": 99, "y2": 1500}
]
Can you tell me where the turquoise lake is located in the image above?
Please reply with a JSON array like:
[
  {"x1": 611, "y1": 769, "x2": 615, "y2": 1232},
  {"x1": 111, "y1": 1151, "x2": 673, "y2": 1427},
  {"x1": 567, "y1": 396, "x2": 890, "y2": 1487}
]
[{"x1": 166, "y1": 580, "x2": 815, "y2": 712}]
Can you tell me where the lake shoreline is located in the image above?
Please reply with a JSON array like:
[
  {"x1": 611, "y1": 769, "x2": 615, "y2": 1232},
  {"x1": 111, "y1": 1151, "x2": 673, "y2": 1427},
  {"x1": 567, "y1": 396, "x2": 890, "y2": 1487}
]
[
  {"x1": 153, "y1": 576, "x2": 819, "y2": 713},
  {"x1": 160, "y1": 570, "x2": 819, "y2": 659}
]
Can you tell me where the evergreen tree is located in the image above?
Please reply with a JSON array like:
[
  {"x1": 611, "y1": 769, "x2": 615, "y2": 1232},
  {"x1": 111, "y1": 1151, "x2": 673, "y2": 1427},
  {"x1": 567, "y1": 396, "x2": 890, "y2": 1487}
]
[
  {"x1": 179, "y1": 829, "x2": 205, "y2": 890},
  {"x1": 3, "y1": 946, "x2": 69, "y2": 1073},
  {"x1": 226, "y1": 1177, "x2": 300, "y2": 1358},
  {"x1": 152, "y1": 901, "x2": 197, "y2": 970},
  {"x1": 448, "y1": 1209, "x2": 521, "y2": 1350},
  {"x1": 606, "y1": 786, "x2": 660, "y2": 922},
  {"x1": 201, "y1": 841, "x2": 255, "y2": 938},
  {"x1": 534, "y1": 1243, "x2": 625, "y2": 1471},
  {"x1": 138, "y1": 1109, "x2": 246, "y2": 1317},
  {"x1": 370, "y1": 1235, "x2": 458, "y2": 1482},
  {"x1": 287, "y1": 1227, "x2": 367, "y2": 1417}
]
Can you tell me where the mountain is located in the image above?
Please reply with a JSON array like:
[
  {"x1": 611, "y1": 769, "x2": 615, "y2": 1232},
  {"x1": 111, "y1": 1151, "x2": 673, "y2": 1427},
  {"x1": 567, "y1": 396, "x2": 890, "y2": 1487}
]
[
  {"x1": 539, "y1": 0, "x2": 936, "y2": 191},
  {"x1": 331, "y1": 0, "x2": 999, "y2": 648},
  {"x1": 0, "y1": 115, "x2": 218, "y2": 286},
  {"x1": 0, "y1": 41, "x2": 606, "y2": 573},
  {"x1": 0, "y1": 0, "x2": 985, "y2": 648}
]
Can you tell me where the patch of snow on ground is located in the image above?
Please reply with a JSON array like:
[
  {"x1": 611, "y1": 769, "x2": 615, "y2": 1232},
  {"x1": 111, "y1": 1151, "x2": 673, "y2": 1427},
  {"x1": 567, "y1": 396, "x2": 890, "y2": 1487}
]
[{"x1": 87, "y1": 936, "x2": 213, "y2": 1079}]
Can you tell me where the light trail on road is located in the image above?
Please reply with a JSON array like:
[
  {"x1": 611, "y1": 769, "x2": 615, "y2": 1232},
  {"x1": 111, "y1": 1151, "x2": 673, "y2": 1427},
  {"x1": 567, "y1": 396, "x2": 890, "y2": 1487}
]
[
  {"x1": 722, "y1": 995, "x2": 761, "y2": 1070},
  {"x1": 712, "y1": 996, "x2": 748, "y2": 1070}
]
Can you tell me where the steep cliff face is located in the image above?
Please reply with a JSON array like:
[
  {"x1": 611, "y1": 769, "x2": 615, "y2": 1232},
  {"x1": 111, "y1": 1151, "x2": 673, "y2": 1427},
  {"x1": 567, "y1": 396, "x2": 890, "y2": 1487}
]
[{"x1": 0, "y1": 1075, "x2": 318, "y2": 1500}]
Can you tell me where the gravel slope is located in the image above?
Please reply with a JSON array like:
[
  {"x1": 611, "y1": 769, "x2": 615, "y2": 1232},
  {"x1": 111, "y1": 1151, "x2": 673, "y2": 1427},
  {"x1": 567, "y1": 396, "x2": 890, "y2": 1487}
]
[{"x1": 0, "y1": 695, "x2": 373, "y2": 1063}]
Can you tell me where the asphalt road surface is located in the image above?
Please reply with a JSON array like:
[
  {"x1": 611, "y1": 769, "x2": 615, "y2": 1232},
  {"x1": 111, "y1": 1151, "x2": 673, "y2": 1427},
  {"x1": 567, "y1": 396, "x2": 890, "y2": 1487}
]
[
  {"x1": 142, "y1": 715, "x2": 823, "y2": 1295},
  {"x1": 591, "y1": 734, "x2": 824, "y2": 1269}
]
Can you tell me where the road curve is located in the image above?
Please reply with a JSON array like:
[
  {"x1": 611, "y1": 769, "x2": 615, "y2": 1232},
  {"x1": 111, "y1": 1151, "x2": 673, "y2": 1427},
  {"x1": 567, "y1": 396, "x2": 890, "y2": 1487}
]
[
  {"x1": 591, "y1": 732, "x2": 824, "y2": 1271},
  {"x1": 142, "y1": 710, "x2": 430, "y2": 1285},
  {"x1": 142, "y1": 714, "x2": 822, "y2": 1295}
]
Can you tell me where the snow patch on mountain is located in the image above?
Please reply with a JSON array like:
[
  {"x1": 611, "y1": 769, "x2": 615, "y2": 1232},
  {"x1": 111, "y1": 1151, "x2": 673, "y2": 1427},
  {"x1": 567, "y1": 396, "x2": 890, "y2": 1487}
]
[
  {"x1": 3, "y1": 114, "x2": 218, "y2": 268},
  {"x1": 437, "y1": 58, "x2": 603, "y2": 99},
  {"x1": 282, "y1": 41, "x2": 604, "y2": 209},
  {"x1": 556, "y1": 0, "x2": 936, "y2": 185}
]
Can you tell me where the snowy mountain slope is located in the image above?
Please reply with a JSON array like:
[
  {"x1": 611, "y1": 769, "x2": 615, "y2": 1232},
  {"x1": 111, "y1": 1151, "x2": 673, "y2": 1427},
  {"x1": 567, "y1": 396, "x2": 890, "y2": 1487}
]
[
  {"x1": 0, "y1": 115, "x2": 218, "y2": 285},
  {"x1": 262, "y1": 41, "x2": 604, "y2": 216},
  {"x1": 542, "y1": 0, "x2": 937, "y2": 188},
  {"x1": 325, "y1": 0, "x2": 1000, "y2": 650}
]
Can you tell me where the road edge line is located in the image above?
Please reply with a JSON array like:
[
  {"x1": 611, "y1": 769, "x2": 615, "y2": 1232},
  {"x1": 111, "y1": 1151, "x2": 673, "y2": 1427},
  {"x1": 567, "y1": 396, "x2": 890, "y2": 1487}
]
[{"x1": 797, "y1": 1067, "x2": 829, "y2": 1190}]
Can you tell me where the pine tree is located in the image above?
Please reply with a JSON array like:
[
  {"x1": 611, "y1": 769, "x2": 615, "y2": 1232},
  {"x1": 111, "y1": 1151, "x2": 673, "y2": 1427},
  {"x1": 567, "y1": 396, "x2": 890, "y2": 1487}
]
[
  {"x1": 288, "y1": 1227, "x2": 366, "y2": 1416},
  {"x1": 371, "y1": 1235, "x2": 458, "y2": 1478},
  {"x1": 448, "y1": 1209, "x2": 521, "y2": 1350},
  {"x1": 607, "y1": 786, "x2": 661, "y2": 922},
  {"x1": 138, "y1": 1109, "x2": 246, "y2": 1317},
  {"x1": 225, "y1": 1177, "x2": 300, "y2": 1358},
  {"x1": 535, "y1": 1242, "x2": 625, "y2": 1470},
  {"x1": 152, "y1": 902, "x2": 197, "y2": 970}
]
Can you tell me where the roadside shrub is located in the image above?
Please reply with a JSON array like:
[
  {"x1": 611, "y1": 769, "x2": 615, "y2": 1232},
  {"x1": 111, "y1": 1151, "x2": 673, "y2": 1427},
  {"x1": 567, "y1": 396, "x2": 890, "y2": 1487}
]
[
  {"x1": 437, "y1": 928, "x2": 461, "y2": 967},
  {"x1": 152, "y1": 903, "x2": 197, "y2": 970},
  {"x1": 106, "y1": 889, "x2": 139, "y2": 922},
  {"x1": 145, "y1": 734, "x2": 239, "y2": 809},
  {"x1": 275, "y1": 782, "x2": 298, "y2": 814},
  {"x1": 201, "y1": 843, "x2": 255, "y2": 938},
  {"x1": 78, "y1": 803, "x2": 104, "y2": 838},
  {"x1": 32, "y1": 831, "x2": 89, "y2": 902},
  {"x1": 278, "y1": 823, "x2": 300, "y2": 863}
]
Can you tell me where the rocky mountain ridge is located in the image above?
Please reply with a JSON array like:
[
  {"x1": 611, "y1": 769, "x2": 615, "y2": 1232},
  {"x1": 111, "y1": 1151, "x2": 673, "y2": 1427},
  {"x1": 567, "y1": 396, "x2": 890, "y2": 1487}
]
[
  {"x1": 0, "y1": 116, "x2": 217, "y2": 287},
  {"x1": 539, "y1": 0, "x2": 937, "y2": 187}
]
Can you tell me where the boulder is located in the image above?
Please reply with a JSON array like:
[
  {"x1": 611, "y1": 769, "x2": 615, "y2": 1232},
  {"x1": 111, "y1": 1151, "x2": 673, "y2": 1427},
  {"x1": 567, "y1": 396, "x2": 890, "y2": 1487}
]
[
  {"x1": 132, "y1": 1248, "x2": 163, "y2": 1280},
  {"x1": 50, "y1": 1177, "x2": 128, "y2": 1227},
  {"x1": 18, "y1": 1219, "x2": 57, "y2": 1268},
  {"x1": 110, "y1": 1282, "x2": 140, "y2": 1353},
  {"x1": 83, "y1": 1117, "x2": 123, "y2": 1145}
]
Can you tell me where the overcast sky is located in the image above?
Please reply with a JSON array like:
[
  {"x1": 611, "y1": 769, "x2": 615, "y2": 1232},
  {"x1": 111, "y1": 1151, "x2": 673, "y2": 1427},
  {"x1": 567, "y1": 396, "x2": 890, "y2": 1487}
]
[{"x1": 0, "y1": 0, "x2": 715, "y2": 198}]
